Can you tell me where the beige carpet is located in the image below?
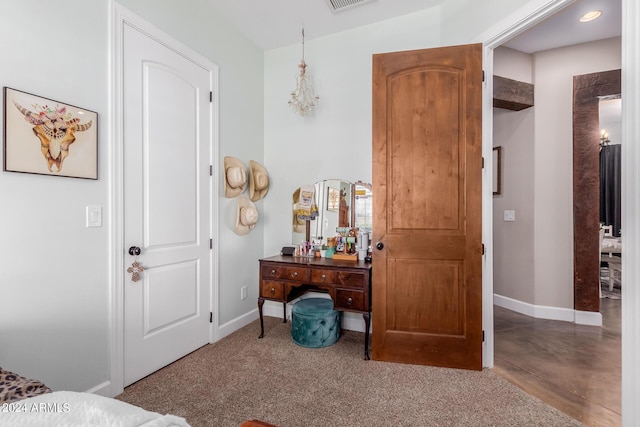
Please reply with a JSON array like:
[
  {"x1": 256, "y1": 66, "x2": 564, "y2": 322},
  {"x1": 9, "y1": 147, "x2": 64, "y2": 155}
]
[{"x1": 117, "y1": 317, "x2": 584, "y2": 427}]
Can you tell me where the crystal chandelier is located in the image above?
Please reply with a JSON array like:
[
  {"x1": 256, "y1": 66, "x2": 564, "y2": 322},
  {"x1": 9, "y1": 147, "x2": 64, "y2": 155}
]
[{"x1": 288, "y1": 28, "x2": 319, "y2": 116}]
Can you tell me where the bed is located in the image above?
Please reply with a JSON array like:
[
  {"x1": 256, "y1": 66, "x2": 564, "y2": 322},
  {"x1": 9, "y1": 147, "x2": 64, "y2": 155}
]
[
  {"x1": 0, "y1": 366, "x2": 52, "y2": 403},
  {"x1": 0, "y1": 367, "x2": 275, "y2": 426},
  {"x1": 0, "y1": 367, "x2": 190, "y2": 427}
]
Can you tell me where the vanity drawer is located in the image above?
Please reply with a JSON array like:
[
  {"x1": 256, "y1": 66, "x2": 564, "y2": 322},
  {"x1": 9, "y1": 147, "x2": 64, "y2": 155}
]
[
  {"x1": 261, "y1": 264, "x2": 309, "y2": 282},
  {"x1": 335, "y1": 289, "x2": 365, "y2": 311},
  {"x1": 311, "y1": 269, "x2": 366, "y2": 289},
  {"x1": 336, "y1": 271, "x2": 366, "y2": 288},
  {"x1": 260, "y1": 280, "x2": 285, "y2": 300},
  {"x1": 310, "y1": 269, "x2": 337, "y2": 284}
]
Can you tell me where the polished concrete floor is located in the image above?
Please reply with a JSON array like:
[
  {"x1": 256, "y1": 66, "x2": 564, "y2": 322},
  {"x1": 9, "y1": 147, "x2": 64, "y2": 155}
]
[{"x1": 493, "y1": 294, "x2": 621, "y2": 427}]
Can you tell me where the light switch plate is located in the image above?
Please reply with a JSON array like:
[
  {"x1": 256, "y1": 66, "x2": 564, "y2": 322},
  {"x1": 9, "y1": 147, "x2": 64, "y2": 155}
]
[
  {"x1": 504, "y1": 210, "x2": 515, "y2": 222},
  {"x1": 86, "y1": 206, "x2": 102, "y2": 227}
]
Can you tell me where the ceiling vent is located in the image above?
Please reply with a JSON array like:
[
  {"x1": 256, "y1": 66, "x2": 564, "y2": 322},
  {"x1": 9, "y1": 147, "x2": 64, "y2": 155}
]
[{"x1": 325, "y1": 0, "x2": 377, "y2": 13}]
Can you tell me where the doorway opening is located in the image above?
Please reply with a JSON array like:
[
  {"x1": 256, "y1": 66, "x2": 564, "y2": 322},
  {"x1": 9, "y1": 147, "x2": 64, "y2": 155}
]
[
  {"x1": 488, "y1": 2, "x2": 622, "y2": 424},
  {"x1": 598, "y1": 96, "x2": 622, "y2": 301}
]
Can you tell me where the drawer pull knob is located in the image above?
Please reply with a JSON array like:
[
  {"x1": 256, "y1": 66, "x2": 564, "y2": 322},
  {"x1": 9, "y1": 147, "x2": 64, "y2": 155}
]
[
  {"x1": 270, "y1": 287, "x2": 275, "y2": 294},
  {"x1": 270, "y1": 269, "x2": 276, "y2": 276},
  {"x1": 347, "y1": 297, "x2": 353, "y2": 305},
  {"x1": 321, "y1": 274, "x2": 326, "y2": 280},
  {"x1": 291, "y1": 272, "x2": 298, "y2": 278}
]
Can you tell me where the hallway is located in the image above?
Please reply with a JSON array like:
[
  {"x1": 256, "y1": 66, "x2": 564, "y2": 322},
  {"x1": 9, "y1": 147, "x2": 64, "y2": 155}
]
[{"x1": 493, "y1": 297, "x2": 621, "y2": 426}]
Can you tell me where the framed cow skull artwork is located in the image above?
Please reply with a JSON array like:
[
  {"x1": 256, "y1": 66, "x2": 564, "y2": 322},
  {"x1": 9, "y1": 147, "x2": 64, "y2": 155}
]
[{"x1": 3, "y1": 87, "x2": 98, "y2": 179}]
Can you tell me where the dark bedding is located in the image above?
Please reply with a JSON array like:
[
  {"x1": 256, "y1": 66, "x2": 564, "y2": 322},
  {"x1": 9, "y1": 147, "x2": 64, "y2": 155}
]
[{"x1": 0, "y1": 367, "x2": 52, "y2": 402}]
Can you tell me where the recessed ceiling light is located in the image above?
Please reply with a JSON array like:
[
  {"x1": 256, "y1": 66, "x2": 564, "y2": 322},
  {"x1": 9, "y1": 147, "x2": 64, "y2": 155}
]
[{"x1": 579, "y1": 10, "x2": 602, "y2": 22}]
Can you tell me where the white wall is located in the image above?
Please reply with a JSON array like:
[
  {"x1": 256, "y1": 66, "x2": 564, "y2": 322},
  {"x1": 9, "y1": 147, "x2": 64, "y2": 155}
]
[
  {"x1": 262, "y1": 0, "x2": 533, "y2": 323},
  {"x1": 492, "y1": 38, "x2": 621, "y2": 310},
  {"x1": 0, "y1": 0, "x2": 111, "y2": 393},
  {"x1": 0, "y1": 0, "x2": 264, "y2": 393},
  {"x1": 263, "y1": 0, "x2": 532, "y2": 256},
  {"x1": 493, "y1": 47, "x2": 536, "y2": 303},
  {"x1": 495, "y1": 47, "x2": 534, "y2": 83},
  {"x1": 600, "y1": 98, "x2": 622, "y2": 145},
  {"x1": 533, "y1": 37, "x2": 621, "y2": 308}
]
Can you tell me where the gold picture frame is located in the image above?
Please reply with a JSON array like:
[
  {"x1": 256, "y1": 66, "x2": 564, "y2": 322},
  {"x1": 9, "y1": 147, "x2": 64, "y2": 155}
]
[{"x1": 327, "y1": 186, "x2": 339, "y2": 212}]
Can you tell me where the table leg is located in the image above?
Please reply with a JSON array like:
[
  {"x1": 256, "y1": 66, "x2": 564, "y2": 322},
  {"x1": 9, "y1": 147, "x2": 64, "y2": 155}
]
[
  {"x1": 258, "y1": 298, "x2": 265, "y2": 339},
  {"x1": 363, "y1": 312, "x2": 371, "y2": 360},
  {"x1": 283, "y1": 302, "x2": 287, "y2": 323}
]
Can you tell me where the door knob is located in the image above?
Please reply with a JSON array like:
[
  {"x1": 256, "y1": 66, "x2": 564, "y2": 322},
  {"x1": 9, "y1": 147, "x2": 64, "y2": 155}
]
[
  {"x1": 376, "y1": 242, "x2": 384, "y2": 250},
  {"x1": 127, "y1": 246, "x2": 143, "y2": 282}
]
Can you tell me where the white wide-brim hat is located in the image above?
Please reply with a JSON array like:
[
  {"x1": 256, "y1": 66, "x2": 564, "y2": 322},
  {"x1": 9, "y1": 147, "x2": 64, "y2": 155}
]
[
  {"x1": 224, "y1": 156, "x2": 248, "y2": 198},
  {"x1": 235, "y1": 195, "x2": 258, "y2": 235},
  {"x1": 249, "y1": 160, "x2": 269, "y2": 202}
]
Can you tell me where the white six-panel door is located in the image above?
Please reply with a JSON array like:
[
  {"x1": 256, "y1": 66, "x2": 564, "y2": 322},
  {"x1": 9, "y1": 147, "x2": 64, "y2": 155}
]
[{"x1": 123, "y1": 22, "x2": 213, "y2": 386}]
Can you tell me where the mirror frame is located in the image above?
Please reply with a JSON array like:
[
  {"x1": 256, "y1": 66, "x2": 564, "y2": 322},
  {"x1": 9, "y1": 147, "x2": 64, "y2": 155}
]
[
  {"x1": 292, "y1": 179, "x2": 372, "y2": 245},
  {"x1": 351, "y1": 180, "x2": 373, "y2": 234}
]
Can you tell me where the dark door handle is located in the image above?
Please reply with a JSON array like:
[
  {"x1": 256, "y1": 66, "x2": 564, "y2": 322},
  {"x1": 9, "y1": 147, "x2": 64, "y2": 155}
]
[
  {"x1": 129, "y1": 246, "x2": 141, "y2": 256},
  {"x1": 376, "y1": 242, "x2": 384, "y2": 250}
]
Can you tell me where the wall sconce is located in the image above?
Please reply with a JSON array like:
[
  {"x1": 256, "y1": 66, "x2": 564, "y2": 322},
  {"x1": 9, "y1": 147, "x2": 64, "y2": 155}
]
[{"x1": 600, "y1": 129, "x2": 610, "y2": 147}]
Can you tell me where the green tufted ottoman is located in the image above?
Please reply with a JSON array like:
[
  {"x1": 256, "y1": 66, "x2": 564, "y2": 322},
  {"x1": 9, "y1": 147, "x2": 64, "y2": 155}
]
[{"x1": 291, "y1": 298, "x2": 341, "y2": 348}]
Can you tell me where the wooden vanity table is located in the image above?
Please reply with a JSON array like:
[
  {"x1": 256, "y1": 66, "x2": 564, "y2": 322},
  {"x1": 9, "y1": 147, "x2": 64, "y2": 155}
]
[{"x1": 258, "y1": 255, "x2": 372, "y2": 359}]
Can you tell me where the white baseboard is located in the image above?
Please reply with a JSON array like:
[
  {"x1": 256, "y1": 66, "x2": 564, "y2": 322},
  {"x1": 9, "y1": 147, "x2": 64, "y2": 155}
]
[
  {"x1": 85, "y1": 380, "x2": 113, "y2": 397},
  {"x1": 95, "y1": 310, "x2": 261, "y2": 399},
  {"x1": 217, "y1": 308, "x2": 260, "y2": 340},
  {"x1": 494, "y1": 294, "x2": 602, "y2": 326},
  {"x1": 574, "y1": 310, "x2": 603, "y2": 326}
]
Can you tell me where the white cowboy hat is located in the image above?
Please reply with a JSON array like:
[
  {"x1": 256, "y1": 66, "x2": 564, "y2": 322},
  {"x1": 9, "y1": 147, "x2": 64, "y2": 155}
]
[
  {"x1": 249, "y1": 160, "x2": 269, "y2": 202},
  {"x1": 224, "y1": 156, "x2": 248, "y2": 198},
  {"x1": 235, "y1": 196, "x2": 258, "y2": 235}
]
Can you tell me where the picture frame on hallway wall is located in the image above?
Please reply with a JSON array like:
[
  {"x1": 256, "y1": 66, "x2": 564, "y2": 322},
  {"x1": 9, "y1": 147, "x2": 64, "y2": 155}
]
[
  {"x1": 493, "y1": 146, "x2": 502, "y2": 195},
  {"x1": 3, "y1": 87, "x2": 98, "y2": 179},
  {"x1": 327, "y1": 186, "x2": 339, "y2": 212}
]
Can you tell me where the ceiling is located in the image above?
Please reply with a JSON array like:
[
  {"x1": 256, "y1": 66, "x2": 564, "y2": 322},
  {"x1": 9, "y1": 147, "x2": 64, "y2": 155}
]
[
  {"x1": 503, "y1": 0, "x2": 621, "y2": 54},
  {"x1": 208, "y1": 0, "x2": 441, "y2": 51},
  {"x1": 209, "y1": 0, "x2": 620, "y2": 53}
]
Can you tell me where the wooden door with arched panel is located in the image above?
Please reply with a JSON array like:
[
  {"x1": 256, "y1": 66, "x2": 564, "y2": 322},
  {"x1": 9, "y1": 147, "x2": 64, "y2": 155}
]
[{"x1": 372, "y1": 44, "x2": 483, "y2": 370}]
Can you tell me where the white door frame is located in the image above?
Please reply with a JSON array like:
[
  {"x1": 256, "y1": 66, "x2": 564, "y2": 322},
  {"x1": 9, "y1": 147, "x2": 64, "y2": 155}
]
[
  {"x1": 477, "y1": 0, "x2": 639, "y2": 423},
  {"x1": 108, "y1": 1, "x2": 220, "y2": 396}
]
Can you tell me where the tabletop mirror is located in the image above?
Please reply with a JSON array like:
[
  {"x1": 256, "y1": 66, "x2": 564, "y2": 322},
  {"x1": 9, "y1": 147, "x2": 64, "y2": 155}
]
[{"x1": 292, "y1": 179, "x2": 372, "y2": 245}]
